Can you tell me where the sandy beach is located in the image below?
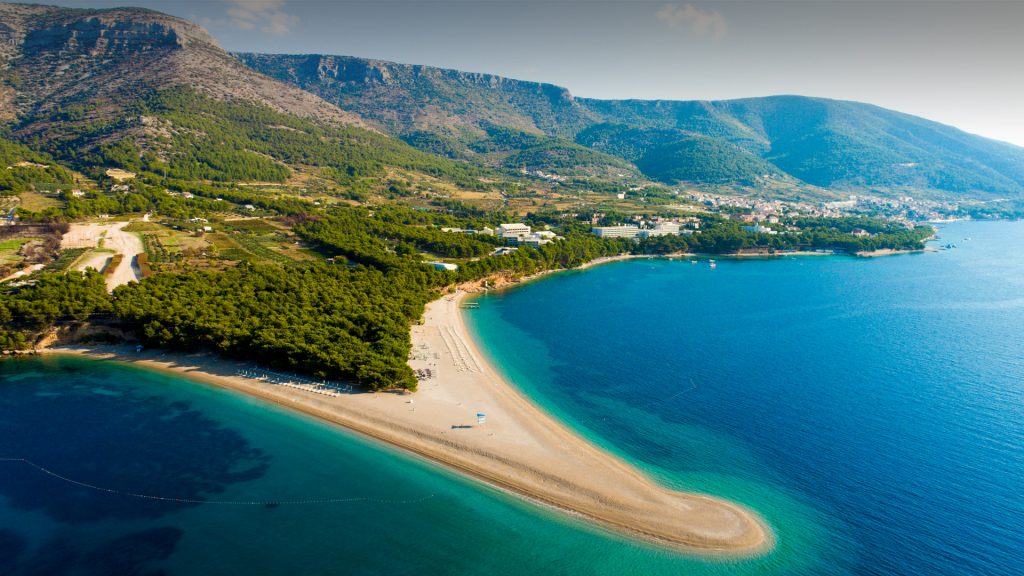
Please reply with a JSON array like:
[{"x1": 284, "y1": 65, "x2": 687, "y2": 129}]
[
  {"x1": 855, "y1": 247, "x2": 940, "y2": 257},
  {"x1": 40, "y1": 290, "x2": 770, "y2": 555}
]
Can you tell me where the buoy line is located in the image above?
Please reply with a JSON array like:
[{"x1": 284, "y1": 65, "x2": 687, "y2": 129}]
[{"x1": 0, "y1": 458, "x2": 436, "y2": 506}]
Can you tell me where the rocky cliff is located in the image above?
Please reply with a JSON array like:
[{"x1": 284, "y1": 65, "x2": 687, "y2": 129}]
[
  {"x1": 0, "y1": 3, "x2": 363, "y2": 135},
  {"x1": 237, "y1": 52, "x2": 594, "y2": 137}
]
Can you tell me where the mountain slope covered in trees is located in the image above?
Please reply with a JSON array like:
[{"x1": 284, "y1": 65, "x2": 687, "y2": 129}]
[
  {"x1": 241, "y1": 52, "x2": 1024, "y2": 198},
  {"x1": 234, "y1": 53, "x2": 637, "y2": 180}
]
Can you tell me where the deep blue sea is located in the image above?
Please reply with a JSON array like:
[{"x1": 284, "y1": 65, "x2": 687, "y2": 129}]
[{"x1": 2, "y1": 220, "x2": 1023, "y2": 575}]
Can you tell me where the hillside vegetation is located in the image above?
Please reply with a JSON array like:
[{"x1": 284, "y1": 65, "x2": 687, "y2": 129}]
[
  {"x1": 243, "y1": 53, "x2": 1024, "y2": 199},
  {"x1": 72, "y1": 87, "x2": 487, "y2": 189},
  {"x1": 0, "y1": 3, "x2": 995, "y2": 394}
]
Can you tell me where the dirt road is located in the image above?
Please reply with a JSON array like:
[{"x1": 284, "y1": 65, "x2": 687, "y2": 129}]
[{"x1": 62, "y1": 222, "x2": 144, "y2": 291}]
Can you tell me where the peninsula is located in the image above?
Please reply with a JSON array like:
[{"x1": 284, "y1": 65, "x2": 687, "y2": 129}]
[
  {"x1": 2, "y1": 0, "x2": 1015, "y2": 561},
  {"x1": 46, "y1": 289, "x2": 769, "y2": 554}
]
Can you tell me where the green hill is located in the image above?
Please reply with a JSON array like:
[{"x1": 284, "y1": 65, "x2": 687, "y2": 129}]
[
  {"x1": 4, "y1": 4, "x2": 1024, "y2": 198},
  {"x1": 581, "y1": 96, "x2": 1024, "y2": 195},
  {"x1": 242, "y1": 53, "x2": 1024, "y2": 198},
  {"x1": 235, "y1": 53, "x2": 634, "y2": 181},
  {"x1": 635, "y1": 135, "x2": 784, "y2": 185}
]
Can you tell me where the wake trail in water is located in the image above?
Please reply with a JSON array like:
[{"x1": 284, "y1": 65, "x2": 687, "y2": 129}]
[{"x1": 0, "y1": 457, "x2": 436, "y2": 506}]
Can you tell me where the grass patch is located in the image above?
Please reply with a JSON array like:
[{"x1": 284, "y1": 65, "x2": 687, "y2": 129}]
[
  {"x1": 207, "y1": 233, "x2": 250, "y2": 261},
  {"x1": 102, "y1": 254, "x2": 123, "y2": 276},
  {"x1": 0, "y1": 237, "x2": 33, "y2": 252},
  {"x1": 18, "y1": 191, "x2": 61, "y2": 211},
  {"x1": 41, "y1": 248, "x2": 89, "y2": 273},
  {"x1": 123, "y1": 221, "x2": 165, "y2": 233},
  {"x1": 137, "y1": 253, "x2": 153, "y2": 278},
  {"x1": 231, "y1": 233, "x2": 297, "y2": 263},
  {"x1": 224, "y1": 218, "x2": 279, "y2": 234}
]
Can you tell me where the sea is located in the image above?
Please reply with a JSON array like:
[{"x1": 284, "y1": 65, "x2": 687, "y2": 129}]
[{"x1": 1, "y1": 220, "x2": 1022, "y2": 575}]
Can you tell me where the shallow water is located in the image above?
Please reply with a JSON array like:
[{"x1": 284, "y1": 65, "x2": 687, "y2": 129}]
[{"x1": 1, "y1": 220, "x2": 1021, "y2": 575}]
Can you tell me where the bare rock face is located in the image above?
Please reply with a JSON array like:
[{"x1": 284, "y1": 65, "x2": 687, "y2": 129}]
[
  {"x1": 20, "y1": 11, "x2": 212, "y2": 53},
  {"x1": 237, "y1": 52, "x2": 596, "y2": 137},
  {"x1": 0, "y1": 3, "x2": 364, "y2": 134}
]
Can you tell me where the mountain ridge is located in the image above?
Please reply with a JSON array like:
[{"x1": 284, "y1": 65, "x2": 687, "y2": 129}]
[
  {"x1": 2, "y1": 3, "x2": 1022, "y2": 201},
  {"x1": 239, "y1": 51, "x2": 1024, "y2": 198},
  {"x1": 0, "y1": 3, "x2": 495, "y2": 195},
  {"x1": 0, "y1": 2, "x2": 367, "y2": 155}
]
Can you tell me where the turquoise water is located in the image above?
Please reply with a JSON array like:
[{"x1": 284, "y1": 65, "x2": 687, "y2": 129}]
[
  {"x1": 467, "y1": 220, "x2": 1024, "y2": 576},
  {"x1": 1, "y1": 220, "x2": 1022, "y2": 575}
]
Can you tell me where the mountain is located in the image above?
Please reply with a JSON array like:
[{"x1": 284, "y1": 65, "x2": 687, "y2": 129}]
[
  {"x1": 234, "y1": 53, "x2": 594, "y2": 137},
  {"x1": 0, "y1": 3, "x2": 499, "y2": 194},
  {"x1": 0, "y1": 5, "x2": 363, "y2": 132},
  {"x1": 241, "y1": 53, "x2": 1024, "y2": 198},
  {"x1": 235, "y1": 53, "x2": 637, "y2": 180},
  {"x1": 582, "y1": 96, "x2": 1024, "y2": 196},
  {"x1": 3, "y1": 3, "x2": 1022, "y2": 200}
]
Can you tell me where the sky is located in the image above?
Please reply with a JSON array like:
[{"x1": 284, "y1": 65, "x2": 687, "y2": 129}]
[{"x1": 45, "y1": 1, "x2": 1024, "y2": 147}]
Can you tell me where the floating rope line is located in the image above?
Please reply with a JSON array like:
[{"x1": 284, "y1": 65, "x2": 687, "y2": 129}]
[{"x1": 0, "y1": 458, "x2": 435, "y2": 506}]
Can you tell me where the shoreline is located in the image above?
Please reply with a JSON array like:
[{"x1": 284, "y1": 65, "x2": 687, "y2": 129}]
[
  {"x1": 854, "y1": 246, "x2": 940, "y2": 258},
  {"x1": 33, "y1": 287, "x2": 771, "y2": 556},
  {"x1": 439, "y1": 290, "x2": 771, "y2": 553},
  {"x1": 454, "y1": 244, "x2": 932, "y2": 297},
  {"x1": 17, "y1": 248, "x2": 959, "y2": 554},
  {"x1": 454, "y1": 253, "x2": 652, "y2": 293}
]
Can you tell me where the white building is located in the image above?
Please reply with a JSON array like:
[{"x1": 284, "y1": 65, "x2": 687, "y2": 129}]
[
  {"x1": 592, "y1": 225, "x2": 640, "y2": 239},
  {"x1": 522, "y1": 234, "x2": 552, "y2": 247},
  {"x1": 637, "y1": 222, "x2": 685, "y2": 239},
  {"x1": 497, "y1": 223, "x2": 531, "y2": 239},
  {"x1": 743, "y1": 224, "x2": 778, "y2": 235},
  {"x1": 824, "y1": 199, "x2": 856, "y2": 210},
  {"x1": 426, "y1": 261, "x2": 459, "y2": 271}
]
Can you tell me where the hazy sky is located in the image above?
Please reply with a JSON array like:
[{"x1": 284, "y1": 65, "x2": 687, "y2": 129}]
[{"x1": 47, "y1": 1, "x2": 1024, "y2": 147}]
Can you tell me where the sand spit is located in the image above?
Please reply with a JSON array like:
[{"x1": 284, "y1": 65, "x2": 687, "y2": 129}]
[{"x1": 39, "y1": 289, "x2": 769, "y2": 555}]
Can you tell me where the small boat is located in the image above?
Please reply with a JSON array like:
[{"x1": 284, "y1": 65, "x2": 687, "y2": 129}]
[
  {"x1": 690, "y1": 260, "x2": 697, "y2": 265},
  {"x1": 709, "y1": 261, "x2": 717, "y2": 269}
]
